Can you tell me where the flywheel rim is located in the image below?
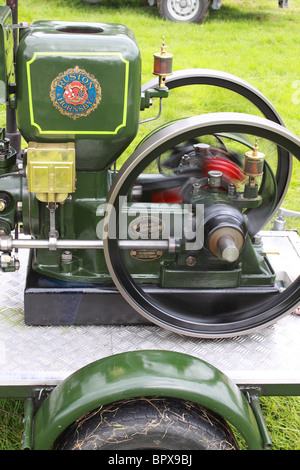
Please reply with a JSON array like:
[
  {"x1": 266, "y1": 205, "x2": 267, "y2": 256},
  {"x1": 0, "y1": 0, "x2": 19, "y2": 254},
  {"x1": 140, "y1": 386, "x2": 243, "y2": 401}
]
[{"x1": 104, "y1": 113, "x2": 300, "y2": 338}]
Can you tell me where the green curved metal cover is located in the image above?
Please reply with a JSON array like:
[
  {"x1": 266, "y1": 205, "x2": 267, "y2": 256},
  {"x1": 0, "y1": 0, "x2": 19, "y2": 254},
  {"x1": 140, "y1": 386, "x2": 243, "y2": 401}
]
[{"x1": 32, "y1": 350, "x2": 263, "y2": 449}]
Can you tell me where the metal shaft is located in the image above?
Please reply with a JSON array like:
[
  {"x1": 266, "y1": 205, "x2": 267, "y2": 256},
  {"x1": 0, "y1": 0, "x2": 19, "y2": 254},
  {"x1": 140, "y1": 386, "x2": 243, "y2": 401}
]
[
  {"x1": 217, "y1": 235, "x2": 240, "y2": 262},
  {"x1": 0, "y1": 236, "x2": 172, "y2": 252}
]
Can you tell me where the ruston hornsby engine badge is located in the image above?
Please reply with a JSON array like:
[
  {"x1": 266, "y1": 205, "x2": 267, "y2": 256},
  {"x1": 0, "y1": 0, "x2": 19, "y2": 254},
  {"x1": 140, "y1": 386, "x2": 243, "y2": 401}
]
[{"x1": 50, "y1": 66, "x2": 101, "y2": 120}]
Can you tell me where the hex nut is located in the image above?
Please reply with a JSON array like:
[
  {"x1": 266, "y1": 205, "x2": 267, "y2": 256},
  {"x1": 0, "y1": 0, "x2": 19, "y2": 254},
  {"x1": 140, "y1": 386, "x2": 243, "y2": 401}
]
[{"x1": 61, "y1": 251, "x2": 72, "y2": 263}]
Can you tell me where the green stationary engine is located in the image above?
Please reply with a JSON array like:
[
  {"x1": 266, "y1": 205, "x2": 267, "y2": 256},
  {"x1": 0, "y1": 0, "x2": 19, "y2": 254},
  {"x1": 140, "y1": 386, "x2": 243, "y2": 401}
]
[{"x1": 0, "y1": 4, "x2": 299, "y2": 337}]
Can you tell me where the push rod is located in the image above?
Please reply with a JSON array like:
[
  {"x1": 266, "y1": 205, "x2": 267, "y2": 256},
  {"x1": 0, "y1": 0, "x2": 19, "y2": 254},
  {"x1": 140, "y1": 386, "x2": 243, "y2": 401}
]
[{"x1": 0, "y1": 236, "x2": 175, "y2": 252}]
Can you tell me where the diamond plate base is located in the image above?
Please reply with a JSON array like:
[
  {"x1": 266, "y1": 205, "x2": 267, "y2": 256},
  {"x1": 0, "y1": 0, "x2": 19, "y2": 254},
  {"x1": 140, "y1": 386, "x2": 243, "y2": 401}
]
[{"x1": 0, "y1": 232, "x2": 299, "y2": 391}]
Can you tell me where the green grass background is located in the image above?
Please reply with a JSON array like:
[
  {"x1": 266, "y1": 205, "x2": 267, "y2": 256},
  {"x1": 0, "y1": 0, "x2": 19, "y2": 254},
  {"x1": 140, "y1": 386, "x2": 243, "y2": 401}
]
[{"x1": 0, "y1": 0, "x2": 299, "y2": 450}]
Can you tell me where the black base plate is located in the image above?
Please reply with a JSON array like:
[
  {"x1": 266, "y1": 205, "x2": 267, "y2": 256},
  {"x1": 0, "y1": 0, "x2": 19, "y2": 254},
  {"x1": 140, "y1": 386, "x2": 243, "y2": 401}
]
[{"x1": 24, "y1": 257, "x2": 280, "y2": 327}]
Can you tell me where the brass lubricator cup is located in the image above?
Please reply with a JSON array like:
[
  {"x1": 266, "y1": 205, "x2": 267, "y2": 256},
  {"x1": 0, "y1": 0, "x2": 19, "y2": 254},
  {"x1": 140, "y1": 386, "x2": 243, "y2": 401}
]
[
  {"x1": 244, "y1": 140, "x2": 265, "y2": 182},
  {"x1": 153, "y1": 37, "x2": 173, "y2": 88},
  {"x1": 243, "y1": 139, "x2": 265, "y2": 198}
]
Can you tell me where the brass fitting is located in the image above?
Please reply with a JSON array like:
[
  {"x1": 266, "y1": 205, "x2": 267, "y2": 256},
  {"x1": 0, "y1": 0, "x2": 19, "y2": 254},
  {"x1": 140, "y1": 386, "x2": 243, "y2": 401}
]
[
  {"x1": 153, "y1": 37, "x2": 173, "y2": 88},
  {"x1": 244, "y1": 139, "x2": 265, "y2": 187}
]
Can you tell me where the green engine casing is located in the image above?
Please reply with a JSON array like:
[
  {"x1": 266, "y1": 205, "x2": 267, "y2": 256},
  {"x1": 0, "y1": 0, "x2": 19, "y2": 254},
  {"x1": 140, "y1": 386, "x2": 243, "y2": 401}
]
[
  {"x1": 12, "y1": 21, "x2": 142, "y2": 282},
  {"x1": 16, "y1": 21, "x2": 141, "y2": 171}
]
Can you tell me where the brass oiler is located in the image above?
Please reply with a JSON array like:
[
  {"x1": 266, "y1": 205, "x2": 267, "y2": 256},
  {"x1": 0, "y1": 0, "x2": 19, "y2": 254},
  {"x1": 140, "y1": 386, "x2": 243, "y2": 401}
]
[
  {"x1": 243, "y1": 139, "x2": 265, "y2": 198},
  {"x1": 153, "y1": 37, "x2": 173, "y2": 88}
]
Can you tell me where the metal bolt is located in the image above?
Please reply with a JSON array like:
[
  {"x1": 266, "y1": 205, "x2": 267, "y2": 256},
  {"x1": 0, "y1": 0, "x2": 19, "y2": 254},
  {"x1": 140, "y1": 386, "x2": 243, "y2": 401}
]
[
  {"x1": 208, "y1": 170, "x2": 223, "y2": 189},
  {"x1": 227, "y1": 183, "x2": 236, "y2": 196},
  {"x1": 61, "y1": 251, "x2": 72, "y2": 263},
  {"x1": 3, "y1": 138, "x2": 10, "y2": 154},
  {"x1": 252, "y1": 234, "x2": 262, "y2": 245},
  {"x1": 192, "y1": 182, "x2": 201, "y2": 195},
  {"x1": 194, "y1": 143, "x2": 210, "y2": 156},
  {"x1": 180, "y1": 154, "x2": 190, "y2": 165},
  {"x1": 186, "y1": 255, "x2": 197, "y2": 267}
]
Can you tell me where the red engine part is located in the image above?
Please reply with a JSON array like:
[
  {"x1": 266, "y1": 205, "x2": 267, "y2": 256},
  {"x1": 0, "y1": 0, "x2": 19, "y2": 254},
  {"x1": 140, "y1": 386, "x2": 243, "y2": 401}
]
[
  {"x1": 151, "y1": 156, "x2": 244, "y2": 203},
  {"x1": 151, "y1": 187, "x2": 183, "y2": 203},
  {"x1": 202, "y1": 156, "x2": 245, "y2": 183}
]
